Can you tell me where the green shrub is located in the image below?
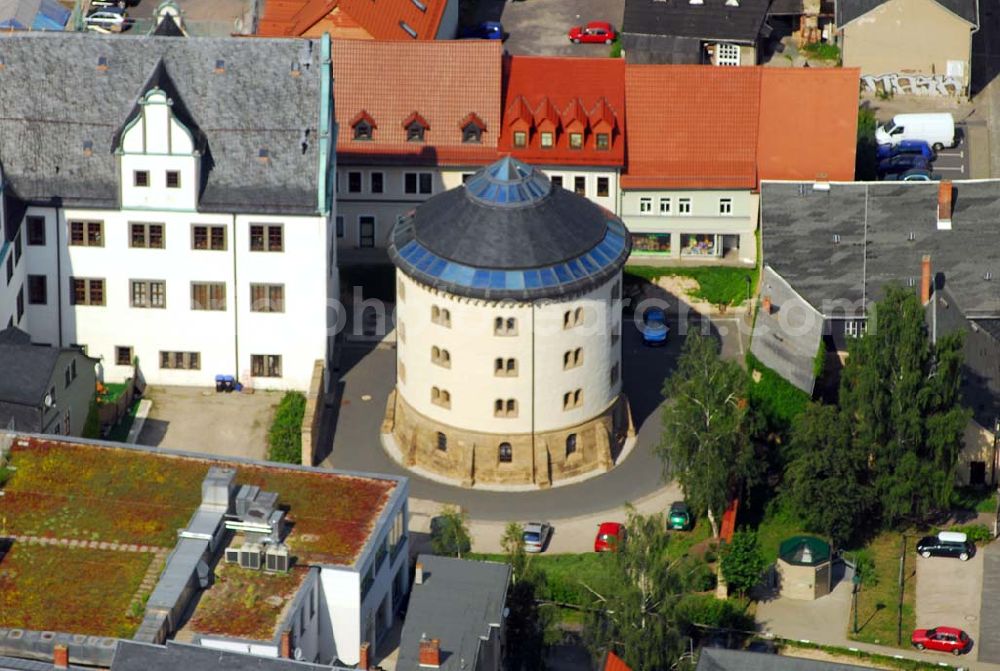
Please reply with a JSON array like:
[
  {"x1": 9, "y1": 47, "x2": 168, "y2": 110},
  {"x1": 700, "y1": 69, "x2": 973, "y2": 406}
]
[
  {"x1": 812, "y1": 338, "x2": 827, "y2": 379},
  {"x1": 675, "y1": 593, "x2": 753, "y2": 632},
  {"x1": 852, "y1": 549, "x2": 878, "y2": 587},
  {"x1": 802, "y1": 41, "x2": 840, "y2": 61},
  {"x1": 0, "y1": 465, "x2": 13, "y2": 488},
  {"x1": 949, "y1": 524, "x2": 992, "y2": 543},
  {"x1": 746, "y1": 352, "x2": 810, "y2": 431},
  {"x1": 267, "y1": 392, "x2": 306, "y2": 464},
  {"x1": 82, "y1": 400, "x2": 101, "y2": 439},
  {"x1": 679, "y1": 558, "x2": 717, "y2": 592}
]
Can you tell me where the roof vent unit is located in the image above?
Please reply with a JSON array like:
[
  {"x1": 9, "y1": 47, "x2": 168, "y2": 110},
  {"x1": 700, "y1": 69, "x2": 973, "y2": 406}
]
[
  {"x1": 725, "y1": 0, "x2": 740, "y2": 5},
  {"x1": 688, "y1": 0, "x2": 703, "y2": 4},
  {"x1": 812, "y1": 181, "x2": 831, "y2": 192},
  {"x1": 832, "y1": 234, "x2": 841, "y2": 244},
  {"x1": 907, "y1": 231, "x2": 916, "y2": 242},
  {"x1": 202, "y1": 467, "x2": 237, "y2": 512},
  {"x1": 235, "y1": 485, "x2": 261, "y2": 517},
  {"x1": 214, "y1": 59, "x2": 225, "y2": 74},
  {"x1": 225, "y1": 546, "x2": 240, "y2": 564},
  {"x1": 97, "y1": 56, "x2": 109, "y2": 71},
  {"x1": 265, "y1": 544, "x2": 290, "y2": 573},
  {"x1": 986, "y1": 271, "x2": 994, "y2": 281},
  {"x1": 239, "y1": 543, "x2": 263, "y2": 570}
]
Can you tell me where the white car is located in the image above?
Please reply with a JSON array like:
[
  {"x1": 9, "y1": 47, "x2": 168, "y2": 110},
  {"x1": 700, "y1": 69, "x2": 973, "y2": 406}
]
[
  {"x1": 522, "y1": 522, "x2": 552, "y2": 553},
  {"x1": 86, "y1": 9, "x2": 128, "y2": 30}
]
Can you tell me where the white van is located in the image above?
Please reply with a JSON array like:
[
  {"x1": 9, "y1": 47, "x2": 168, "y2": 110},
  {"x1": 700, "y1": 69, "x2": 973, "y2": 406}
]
[{"x1": 875, "y1": 113, "x2": 955, "y2": 151}]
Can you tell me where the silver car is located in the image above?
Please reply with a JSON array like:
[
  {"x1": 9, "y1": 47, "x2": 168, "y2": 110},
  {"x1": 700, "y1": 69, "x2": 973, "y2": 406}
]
[{"x1": 522, "y1": 522, "x2": 552, "y2": 553}]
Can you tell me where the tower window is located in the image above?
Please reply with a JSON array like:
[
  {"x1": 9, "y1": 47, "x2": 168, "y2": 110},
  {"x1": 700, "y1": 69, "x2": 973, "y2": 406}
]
[{"x1": 498, "y1": 442, "x2": 513, "y2": 463}]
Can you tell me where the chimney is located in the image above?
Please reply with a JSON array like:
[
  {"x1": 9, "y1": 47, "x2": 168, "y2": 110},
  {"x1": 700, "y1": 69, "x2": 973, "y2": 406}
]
[
  {"x1": 415, "y1": 562, "x2": 424, "y2": 585},
  {"x1": 937, "y1": 180, "x2": 953, "y2": 230},
  {"x1": 762, "y1": 295, "x2": 772, "y2": 315},
  {"x1": 419, "y1": 636, "x2": 441, "y2": 668},
  {"x1": 359, "y1": 642, "x2": 370, "y2": 670},
  {"x1": 920, "y1": 255, "x2": 932, "y2": 305},
  {"x1": 280, "y1": 630, "x2": 292, "y2": 659},
  {"x1": 53, "y1": 645, "x2": 69, "y2": 670}
]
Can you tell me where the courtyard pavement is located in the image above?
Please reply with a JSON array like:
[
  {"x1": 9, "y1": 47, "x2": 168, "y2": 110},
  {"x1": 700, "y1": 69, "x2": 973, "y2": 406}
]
[{"x1": 471, "y1": 0, "x2": 624, "y2": 57}]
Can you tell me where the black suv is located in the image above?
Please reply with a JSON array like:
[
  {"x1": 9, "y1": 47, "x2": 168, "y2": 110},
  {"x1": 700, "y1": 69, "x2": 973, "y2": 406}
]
[{"x1": 916, "y1": 533, "x2": 975, "y2": 561}]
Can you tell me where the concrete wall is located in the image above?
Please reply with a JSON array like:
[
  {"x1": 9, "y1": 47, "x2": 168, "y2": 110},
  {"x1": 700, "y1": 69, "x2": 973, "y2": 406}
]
[
  {"x1": 300, "y1": 360, "x2": 326, "y2": 466},
  {"x1": 841, "y1": 0, "x2": 973, "y2": 88},
  {"x1": 957, "y1": 419, "x2": 996, "y2": 485},
  {"x1": 776, "y1": 559, "x2": 831, "y2": 600}
]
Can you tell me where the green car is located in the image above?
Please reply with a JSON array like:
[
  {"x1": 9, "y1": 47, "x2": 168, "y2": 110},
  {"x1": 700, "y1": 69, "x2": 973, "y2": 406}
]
[{"x1": 668, "y1": 501, "x2": 693, "y2": 531}]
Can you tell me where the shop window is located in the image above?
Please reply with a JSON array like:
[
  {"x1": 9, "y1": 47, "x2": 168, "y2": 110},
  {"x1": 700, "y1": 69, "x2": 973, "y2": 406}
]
[
  {"x1": 680, "y1": 234, "x2": 718, "y2": 257},
  {"x1": 632, "y1": 233, "x2": 671, "y2": 255},
  {"x1": 498, "y1": 442, "x2": 513, "y2": 463}
]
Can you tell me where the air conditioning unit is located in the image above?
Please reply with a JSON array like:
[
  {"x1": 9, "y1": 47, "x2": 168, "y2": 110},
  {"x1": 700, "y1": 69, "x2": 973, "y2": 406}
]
[
  {"x1": 239, "y1": 543, "x2": 263, "y2": 570},
  {"x1": 265, "y1": 544, "x2": 290, "y2": 573},
  {"x1": 225, "y1": 546, "x2": 240, "y2": 564}
]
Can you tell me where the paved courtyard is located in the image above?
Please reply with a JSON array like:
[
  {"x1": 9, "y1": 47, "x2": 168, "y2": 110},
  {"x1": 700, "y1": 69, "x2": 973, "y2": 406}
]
[
  {"x1": 472, "y1": 0, "x2": 624, "y2": 57},
  {"x1": 136, "y1": 385, "x2": 281, "y2": 460},
  {"x1": 915, "y1": 552, "x2": 983, "y2": 651}
]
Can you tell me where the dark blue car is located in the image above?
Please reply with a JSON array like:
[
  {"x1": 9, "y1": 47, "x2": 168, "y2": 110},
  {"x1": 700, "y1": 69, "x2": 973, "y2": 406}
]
[
  {"x1": 876, "y1": 139, "x2": 935, "y2": 161},
  {"x1": 877, "y1": 153, "x2": 930, "y2": 179},
  {"x1": 460, "y1": 21, "x2": 503, "y2": 39}
]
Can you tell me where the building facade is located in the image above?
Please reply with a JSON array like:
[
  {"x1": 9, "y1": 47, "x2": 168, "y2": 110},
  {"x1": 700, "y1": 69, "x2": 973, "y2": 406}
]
[
  {"x1": 0, "y1": 32, "x2": 337, "y2": 391},
  {"x1": 384, "y1": 157, "x2": 633, "y2": 488}
]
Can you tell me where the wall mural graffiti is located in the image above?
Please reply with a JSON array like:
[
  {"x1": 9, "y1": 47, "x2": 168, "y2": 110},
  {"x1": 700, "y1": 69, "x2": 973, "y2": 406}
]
[{"x1": 861, "y1": 73, "x2": 964, "y2": 96}]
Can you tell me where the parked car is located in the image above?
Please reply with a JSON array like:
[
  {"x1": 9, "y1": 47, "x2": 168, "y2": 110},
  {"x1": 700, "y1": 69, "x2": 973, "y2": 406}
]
[
  {"x1": 746, "y1": 640, "x2": 777, "y2": 654},
  {"x1": 882, "y1": 168, "x2": 940, "y2": 182},
  {"x1": 667, "y1": 501, "x2": 693, "y2": 531},
  {"x1": 594, "y1": 522, "x2": 625, "y2": 552},
  {"x1": 90, "y1": 0, "x2": 127, "y2": 7},
  {"x1": 876, "y1": 139, "x2": 936, "y2": 161},
  {"x1": 522, "y1": 522, "x2": 552, "y2": 553},
  {"x1": 85, "y1": 8, "x2": 128, "y2": 30},
  {"x1": 460, "y1": 21, "x2": 503, "y2": 40},
  {"x1": 640, "y1": 307, "x2": 669, "y2": 346},
  {"x1": 916, "y1": 531, "x2": 974, "y2": 561},
  {"x1": 877, "y1": 153, "x2": 930, "y2": 179},
  {"x1": 911, "y1": 626, "x2": 971, "y2": 655},
  {"x1": 568, "y1": 21, "x2": 616, "y2": 44},
  {"x1": 875, "y1": 113, "x2": 956, "y2": 151}
]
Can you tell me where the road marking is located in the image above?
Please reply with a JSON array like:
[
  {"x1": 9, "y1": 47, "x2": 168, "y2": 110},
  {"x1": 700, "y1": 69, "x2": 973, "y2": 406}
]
[
  {"x1": 936, "y1": 165, "x2": 965, "y2": 173},
  {"x1": 938, "y1": 151, "x2": 964, "y2": 158}
]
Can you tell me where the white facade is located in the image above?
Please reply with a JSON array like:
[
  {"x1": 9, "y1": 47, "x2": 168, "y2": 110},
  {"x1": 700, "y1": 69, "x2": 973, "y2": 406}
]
[{"x1": 395, "y1": 272, "x2": 623, "y2": 435}]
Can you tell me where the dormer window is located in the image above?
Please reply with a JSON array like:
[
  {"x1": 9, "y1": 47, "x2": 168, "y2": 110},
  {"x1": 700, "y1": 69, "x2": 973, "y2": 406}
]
[
  {"x1": 462, "y1": 123, "x2": 482, "y2": 144},
  {"x1": 354, "y1": 120, "x2": 373, "y2": 141},
  {"x1": 513, "y1": 131, "x2": 527, "y2": 148},
  {"x1": 540, "y1": 132, "x2": 554, "y2": 148},
  {"x1": 403, "y1": 112, "x2": 430, "y2": 143},
  {"x1": 596, "y1": 133, "x2": 610, "y2": 150},
  {"x1": 569, "y1": 133, "x2": 583, "y2": 149}
]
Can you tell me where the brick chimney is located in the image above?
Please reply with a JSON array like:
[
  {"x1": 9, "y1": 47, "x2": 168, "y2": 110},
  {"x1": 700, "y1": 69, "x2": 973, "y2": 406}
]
[
  {"x1": 921, "y1": 255, "x2": 932, "y2": 305},
  {"x1": 937, "y1": 180, "x2": 953, "y2": 230},
  {"x1": 415, "y1": 562, "x2": 424, "y2": 585},
  {"x1": 280, "y1": 630, "x2": 292, "y2": 659},
  {"x1": 359, "y1": 642, "x2": 370, "y2": 670},
  {"x1": 53, "y1": 645, "x2": 69, "y2": 670},
  {"x1": 418, "y1": 636, "x2": 441, "y2": 668}
]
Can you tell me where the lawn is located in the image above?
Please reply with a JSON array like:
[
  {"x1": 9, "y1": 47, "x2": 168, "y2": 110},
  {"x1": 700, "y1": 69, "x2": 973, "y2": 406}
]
[
  {"x1": 849, "y1": 532, "x2": 915, "y2": 648},
  {"x1": 0, "y1": 543, "x2": 154, "y2": 638},
  {"x1": 190, "y1": 563, "x2": 308, "y2": 640},
  {"x1": 467, "y1": 552, "x2": 616, "y2": 607},
  {"x1": 746, "y1": 351, "x2": 811, "y2": 431},
  {"x1": 102, "y1": 382, "x2": 130, "y2": 404},
  {"x1": 754, "y1": 504, "x2": 810, "y2": 563},
  {"x1": 625, "y1": 265, "x2": 759, "y2": 306},
  {"x1": 667, "y1": 517, "x2": 713, "y2": 561}
]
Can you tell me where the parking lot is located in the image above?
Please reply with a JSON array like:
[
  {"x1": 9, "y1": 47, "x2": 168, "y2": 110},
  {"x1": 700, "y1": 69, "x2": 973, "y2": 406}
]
[
  {"x1": 933, "y1": 124, "x2": 972, "y2": 179},
  {"x1": 471, "y1": 0, "x2": 625, "y2": 56},
  {"x1": 915, "y1": 552, "x2": 983, "y2": 655}
]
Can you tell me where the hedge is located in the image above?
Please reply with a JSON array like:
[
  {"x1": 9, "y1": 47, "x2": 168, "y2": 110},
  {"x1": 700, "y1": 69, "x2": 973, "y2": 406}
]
[{"x1": 267, "y1": 392, "x2": 306, "y2": 464}]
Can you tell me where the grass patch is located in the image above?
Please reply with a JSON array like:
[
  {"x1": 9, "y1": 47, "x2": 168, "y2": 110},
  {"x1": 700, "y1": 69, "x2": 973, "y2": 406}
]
[
  {"x1": 625, "y1": 265, "x2": 759, "y2": 306},
  {"x1": 801, "y1": 41, "x2": 840, "y2": 62},
  {"x1": 849, "y1": 532, "x2": 915, "y2": 648},
  {"x1": 468, "y1": 552, "x2": 616, "y2": 607},
  {"x1": 102, "y1": 382, "x2": 129, "y2": 404},
  {"x1": 267, "y1": 391, "x2": 306, "y2": 464},
  {"x1": 950, "y1": 486, "x2": 997, "y2": 514},
  {"x1": 746, "y1": 351, "x2": 810, "y2": 431},
  {"x1": 778, "y1": 638, "x2": 957, "y2": 671},
  {"x1": 609, "y1": 36, "x2": 622, "y2": 58},
  {"x1": 190, "y1": 563, "x2": 308, "y2": 639},
  {"x1": 754, "y1": 504, "x2": 810, "y2": 563},
  {"x1": 667, "y1": 517, "x2": 713, "y2": 561},
  {"x1": 0, "y1": 543, "x2": 154, "y2": 637},
  {"x1": 107, "y1": 398, "x2": 141, "y2": 442}
]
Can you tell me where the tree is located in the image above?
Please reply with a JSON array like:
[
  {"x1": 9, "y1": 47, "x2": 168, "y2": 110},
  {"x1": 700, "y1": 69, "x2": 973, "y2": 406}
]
[
  {"x1": 584, "y1": 507, "x2": 686, "y2": 671},
  {"x1": 785, "y1": 403, "x2": 874, "y2": 546},
  {"x1": 501, "y1": 521, "x2": 527, "y2": 582},
  {"x1": 267, "y1": 391, "x2": 306, "y2": 463},
  {"x1": 501, "y1": 521, "x2": 551, "y2": 671},
  {"x1": 657, "y1": 332, "x2": 759, "y2": 537},
  {"x1": 839, "y1": 285, "x2": 969, "y2": 526},
  {"x1": 430, "y1": 506, "x2": 471, "y2": 558},
  {"x1": 720, "y1": 530, "x2": 766, "y2": 598}
]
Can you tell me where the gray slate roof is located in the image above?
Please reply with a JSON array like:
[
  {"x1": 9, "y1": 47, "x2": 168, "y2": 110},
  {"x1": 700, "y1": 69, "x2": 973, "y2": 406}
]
[
  {"x1": 975, "y1": 319, "x2": 1000, "y2": 342},
  {"x1": 0, "y1": 655, "x2": 90, "y2": 671},
  {"x1": 397, "y1": 555, "x2": 510, "y2": 671},
  {"x1": 112, "y1": 640, "x2": 344, "y2": 671},
  {"x1": 623, "y1": 0, "x2": 772, "y2": 42},
  {"x1": 697, "y1": 649, "x2": 877, "y2": 671},
  {"x1": 760, "y1": 181, "x2": 1000, "y2": 318},
  {"x1": 837, "y1": 0, "x2": 977, "y2": 27},
  {"x1": 0, "y1": 327, "x2": 62, "y2": 406},
  {"x1": 0, "y1": 32, "x2": 323, "y2": 213}
]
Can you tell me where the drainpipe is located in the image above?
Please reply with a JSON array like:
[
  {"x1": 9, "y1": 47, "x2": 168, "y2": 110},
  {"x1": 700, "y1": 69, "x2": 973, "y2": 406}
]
[
  {"x1": 56, "y1": 204, "x2": 64, "y2": 347},
  {"x1": 531, "y1": 301, "x2": 536, "y2": 484},
  {"x1": 232, "y1": 214, "x2": 239, "y2": 382}
]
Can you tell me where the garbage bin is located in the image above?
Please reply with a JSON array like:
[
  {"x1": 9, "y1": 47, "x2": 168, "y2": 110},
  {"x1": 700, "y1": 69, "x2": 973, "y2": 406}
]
[
  {"x1": 222, "y1": 375, "x2": 235, "y2": 392},
  {"x1": 215, "y1": 375, "x2": 227, "y2": 393}
]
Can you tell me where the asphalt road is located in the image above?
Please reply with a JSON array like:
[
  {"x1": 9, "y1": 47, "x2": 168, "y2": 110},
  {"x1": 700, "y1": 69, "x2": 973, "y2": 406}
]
[
  {"x1": 324, "y1": 310, "x2": 744, "y2": 521},
  {"x1": 472, "y1": 0, "x2": 625, "y2": 57}
]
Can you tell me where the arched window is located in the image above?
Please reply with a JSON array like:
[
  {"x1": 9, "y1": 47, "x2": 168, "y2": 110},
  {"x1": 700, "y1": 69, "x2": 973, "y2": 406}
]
[
  {"x1": 498, "y1": 442, "x2": 513, "y2": 463},
  {"x1": 566, "y1": 433, "x2": 577, "y2": 456},
  {"x1": 494, "y1": 399, "x2": 504, "y2": 415},
  {"x1": 506, "y1": 399, "x2": 517, "y2": 414},
  {"x1": 437, "y1": 432, "x2": 447, "y2": 451}
]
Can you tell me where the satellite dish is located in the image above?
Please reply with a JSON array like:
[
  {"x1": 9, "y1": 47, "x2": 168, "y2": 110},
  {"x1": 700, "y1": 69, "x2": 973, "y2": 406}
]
[
  {"x1": 43, "y1": 394, "x2": 53, "y2": 408},
  {"x1": 293, "y1": 647, "x2": 304, "y2": 661}
]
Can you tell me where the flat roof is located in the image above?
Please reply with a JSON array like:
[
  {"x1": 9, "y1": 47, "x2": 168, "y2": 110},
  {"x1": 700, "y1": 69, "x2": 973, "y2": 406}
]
[{"x1": 0, "y1": 436, "x2": 398, "y2": 639}]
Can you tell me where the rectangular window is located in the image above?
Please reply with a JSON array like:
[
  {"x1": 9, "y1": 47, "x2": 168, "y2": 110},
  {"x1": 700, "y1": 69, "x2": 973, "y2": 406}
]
[
  {"x1": 16, "y1": 286, "x2": 24, "y2": 323},
  {"x1": 133, "y1": 170, "x2": 149, "y2": 187},
  {"x1": 251, "y1": 354, "x2": 282, "y2": 378},
  {"x1": 166, "y1": 171, "x2": 181, "y2": 188},
  {"x1": 719, "y1": 198, "x2": 733, "y2": 215},
  {"x1": 250, "y1": 224, "x2": 283, "y2": 252},
  {"x1": 513, "y1": 130, "x2": 527, "y2": 148},
  {"x1": 716, "y1": 42, "x2": 741, "y2": 67},
  {"x1": 160, "y1": 351, "x2": 200, "y2": 370},
  {"x1": 250, "y1": 284, "x2": 285, "y2": 313},
  {"x1": 404, "y1": 172, "x2": 433, "y2": 194},
  {"x1": 462, "y1": 173, "x2": 474, "y2": 184},
  {"x1": 5, "y1": 256, "x2": 11, "y2": 283},
  {"x1": 540, "y1": 132, "x2": 554, "y2": 148},
  {"x1": 359, "y1": 216, "x2": 375, "y2": 248},
  {"x1": 336, "y1": 215, "x2": 345, "y2": 238},
  {"x1": 569, "y1": 133, "x2": 583, "y2": 149},
  {"x1": 348, "y1": 171, "x2": 362, "y2": 193},
  {"x1": 69, "y1": 221, "x2": 104, "y2": 247},
  {"x1": 70, "y1": 277, "x2": 105, "y2": 306},
  {"x1": 419, "y1": 173, "x2": 432, "y2": 194},
  {"x1": 13, "y1": 232, "x2": 22, "y2": 264},
  {"x1": 371, "y1": 172, "x2": 384, "y2": 194},
  {"x1": 574, "y1": 176, "x2": 586, "y2": 196},
  {"x1": 191, "y1": 282, "x2": 227, "y2": 311},
  {"x1": 596, "y1": 133, "x2": 610, "y2": 150},
  {"x1": 659, "y1": 198, "x2": 671, "y2": 214},
  {"x1": 131, "y1": 280, "x2": 166, "y2": 309},
  {"x1": 550, "y1": 176, "x2": 563, "y2": 188},
  {"x1": 27, "y1": 217, "x2": 45, "y2": 246},
  {"x1": 597, "y1": 177, "x2": 609, "y2": 198},
  {"x1": 28, "y1": 275, "x2": 46, "y2": 305},
  {"x1": 130, "y1": 223, "x2": 165, "y2": 249},
  {"x1": 116, "y1": 346, "x2": 133, "y2": 366},
  {"x1": 639, "y1": 198, "x2": 652, "y2": 214},
  {"x1": 678, "y1": 198, "x2": 692, "y2": 215},
  {"x1": 192, "y1": 225, "x2": 226, "y2": 250}
]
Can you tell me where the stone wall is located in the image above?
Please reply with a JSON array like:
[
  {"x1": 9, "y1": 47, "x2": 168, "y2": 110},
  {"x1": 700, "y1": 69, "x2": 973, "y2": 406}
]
[{"x1": 300, "y1": 360, "x2": 326, "y2": 467}]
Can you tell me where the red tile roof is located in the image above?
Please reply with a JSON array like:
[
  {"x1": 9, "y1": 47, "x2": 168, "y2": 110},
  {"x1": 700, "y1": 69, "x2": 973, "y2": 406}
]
[
  {"x1": 758, "y1": 68, "x2": 859, "y2": 182},
  {"x1": 603, "y1": 651, "x2": 632, "y2": 671},
  {"x1": 332, "y1": 39, "x2": 502, "y2": 166},
  {"x1": 623, "y1": 65, "x2": 761, "y2": 189},
  {"x1": 499, "y1": 56, "x2": 626, "y2": 167},
  {"x1": 258, "y1": 0, "x2": 450, "y2": 40}
]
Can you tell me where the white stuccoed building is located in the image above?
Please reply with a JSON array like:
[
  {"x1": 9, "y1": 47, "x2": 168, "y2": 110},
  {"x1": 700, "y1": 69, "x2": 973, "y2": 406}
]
[{"x1": 0, "y1": 31, "x2": 337, "y2": 391}]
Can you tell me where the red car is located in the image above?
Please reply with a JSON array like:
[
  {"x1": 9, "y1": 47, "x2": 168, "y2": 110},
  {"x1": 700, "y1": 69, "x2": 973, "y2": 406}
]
[
  {"x1": 595, "y1": 522, "x2": 625, "y2": 552},
  {"x1": 568, "y1": 21, "x2": 616, "y2": 45},
  {"x1": 911, "y1": 627, "x2": 971, "y2": 655}
]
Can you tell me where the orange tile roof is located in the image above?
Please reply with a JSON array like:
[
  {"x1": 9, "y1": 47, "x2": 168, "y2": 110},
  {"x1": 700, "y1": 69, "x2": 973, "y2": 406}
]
[
  {"x1": 332, "y1": 39, "x2": 502, "y2": 165},
  {"x1": 258, "y1": 0, "x2": 450, "y2": 40},
  {"x1": 499, "y1": 56, "x2": 626, "y2": 168},
  {"x1": 604, "y1": 651, "x2": 632, "y2": 671},
  {"x1": 758, "y1": 68, "x2": 859, "y2": 182},
  {"x1": 623, "y1": 64, "x2": 761, "y2": 189}
]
